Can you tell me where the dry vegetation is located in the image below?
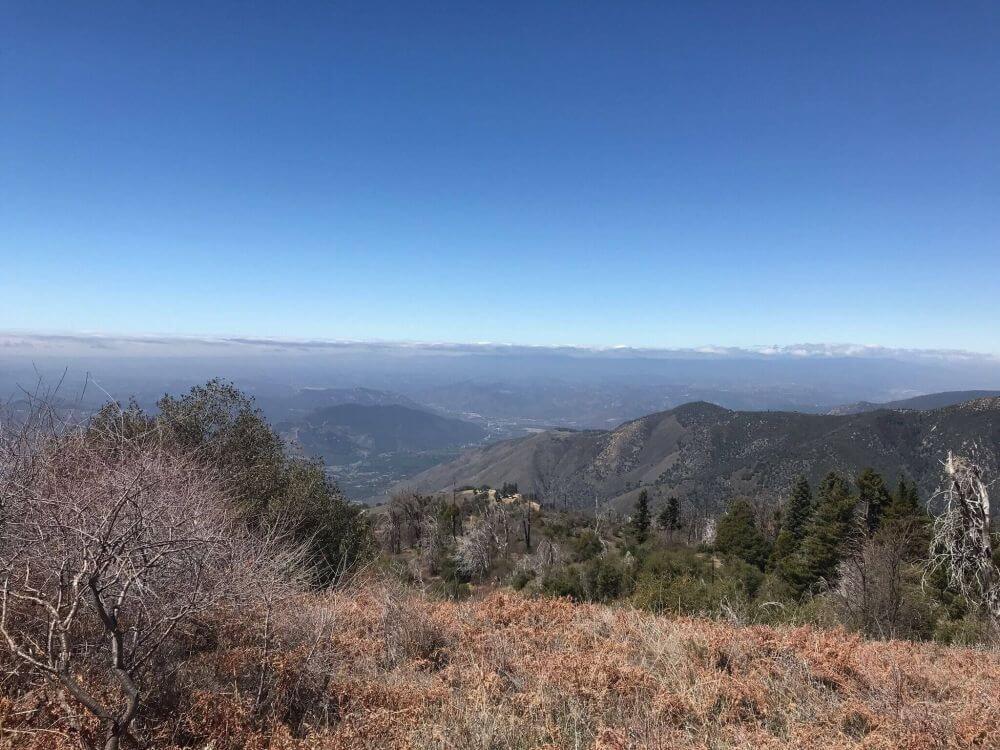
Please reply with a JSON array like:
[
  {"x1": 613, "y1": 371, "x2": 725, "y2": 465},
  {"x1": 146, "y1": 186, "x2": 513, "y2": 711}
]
[{"x1": 4, "y1": 582, "x2": 999, "y2": 749}]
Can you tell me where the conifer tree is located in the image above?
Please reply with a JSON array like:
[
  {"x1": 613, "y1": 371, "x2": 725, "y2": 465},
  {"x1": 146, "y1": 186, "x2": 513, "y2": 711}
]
[
  {"x1": 856, "y1": 467, "x2": 891, "y2": 533},
  {"x1": 658, "y1": 496, "x2": 682, "y2": 532},
  {"x1": 817, "y1": 471, "x2": 851, "y2": 508},
  {"x1": 715, "y1": 498, "x2": 771, "y2": 570},
  {"x1": 632, "y1": 489, "x2": 651, "y2": 543},
  {"x1": 785, "y1": 471, "x2": 857, "y2": 594},
  {"x1": 880, "y1": 476, "x2": 931, "y2": 559},
  {"x1": 769, "y1": 476, "x2": 812, "y2": 569}
]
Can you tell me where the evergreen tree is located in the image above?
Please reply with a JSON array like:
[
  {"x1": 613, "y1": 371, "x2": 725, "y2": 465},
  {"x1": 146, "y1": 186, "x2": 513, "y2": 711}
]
[
  {"x1": 784, "y1": 471, "x2": 857, "y2": 594},
  {"x1": 153, "y1": 379, "x2": 370, "y2": 585},
  {"x1": 785, "y1": 476, "x2": 813, "y2": 539},
  {"x1": 886, "y1": 476, "x2": 921, "y2": 519},
  {"x1": 632, "y1": 489, "x2": 651, "y2": 543},
  {"x1": 769, "y1": 476, "x2": 813, "y2": 570},
  {"x1": 658, "y1": 496, "x2": 682, "y2": 532},
  {"x1": 880, "y1": 476, "x2": 931, "y2": 560},
  {"x1": 856, "y1": 467, "x2": 891, "y2": 533},
  {"x1": 817, "y1": 471, "x2": 851, "y2": 508},
  {"x1": 715, "y1": 498, "x2": 771, "y2": 570},
  {"x1": 769, "y1": 530, "x2": 795, "y2": 568}
]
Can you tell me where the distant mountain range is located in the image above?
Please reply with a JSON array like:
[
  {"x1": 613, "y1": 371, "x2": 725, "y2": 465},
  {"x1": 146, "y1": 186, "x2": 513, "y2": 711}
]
[
  {"x1": 826, "y1": 390, "x2": 1000, "y2": 415},
  {"x1": 282, "y1": 403, "x2": 486, "y2": 466},
  {"x1": 260, "y1": 387, "x2": 425, "y2": 421},
  {"x1": 398, "y1": 397, "x2": 1000, "y2": 515}
]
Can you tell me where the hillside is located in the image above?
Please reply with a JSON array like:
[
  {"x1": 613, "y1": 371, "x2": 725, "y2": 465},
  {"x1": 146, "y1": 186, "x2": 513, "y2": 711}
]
[
  {"x1": 259, "y1": 386, "x2": 425, "y2": 421},
  {"x1": 284, "y1": 403, "x2": 486, "y2": 465},
  {"x1": 827, "y1": 389, "x2": 1000, "y2": 415},
  {"x1": 400, "y1": 398, "x2": 1000, "y2": 513}
]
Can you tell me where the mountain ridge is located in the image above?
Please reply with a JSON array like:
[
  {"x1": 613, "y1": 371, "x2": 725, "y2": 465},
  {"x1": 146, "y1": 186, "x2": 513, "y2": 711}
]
[
  {"x1": 396, "y1": 397, "x2": 1000, "y2": 514},
  {"x1": 826, "y1": 389, "x2": 1000, "y2": 415}
]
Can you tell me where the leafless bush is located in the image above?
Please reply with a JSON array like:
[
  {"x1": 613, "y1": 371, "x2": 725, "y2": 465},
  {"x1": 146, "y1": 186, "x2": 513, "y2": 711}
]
[
  {"x1": 455, "y1": 501, "x2": 511, "y2": 579},
  {"x1": 835, "y1": 530, "x2": 916, "y2": 638},
  {"x1": 0, "y1": 403, "x2": 303, "y2": 750},
  {"x1": 382, "y1": 492, "x2": 437, "y2": 553},
  {"x1": 514, "y1": 538, "x2": 565, "y2": 586}
]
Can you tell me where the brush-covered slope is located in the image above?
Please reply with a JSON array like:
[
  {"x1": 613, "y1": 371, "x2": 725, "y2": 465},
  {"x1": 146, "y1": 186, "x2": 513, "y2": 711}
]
[{"x1": 401, "y1": 398, "x2": 1000, "y2": 512}]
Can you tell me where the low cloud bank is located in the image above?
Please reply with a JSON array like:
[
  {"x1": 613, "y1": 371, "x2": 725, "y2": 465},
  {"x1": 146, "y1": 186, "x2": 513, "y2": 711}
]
[{"x1": 1, "y1": 332, "x2": 996, "y2": 362}]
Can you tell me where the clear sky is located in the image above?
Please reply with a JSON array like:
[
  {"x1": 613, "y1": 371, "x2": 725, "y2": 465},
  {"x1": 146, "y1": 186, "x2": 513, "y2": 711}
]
[{"x1": 2, "y1": 2, "x2": 999, "y2": 352}]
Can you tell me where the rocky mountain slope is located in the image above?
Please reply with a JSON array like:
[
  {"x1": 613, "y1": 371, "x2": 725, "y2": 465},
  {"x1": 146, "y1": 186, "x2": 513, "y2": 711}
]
[{"x1": 399, "y1": 398, "x2": 1000, "y2": 514}]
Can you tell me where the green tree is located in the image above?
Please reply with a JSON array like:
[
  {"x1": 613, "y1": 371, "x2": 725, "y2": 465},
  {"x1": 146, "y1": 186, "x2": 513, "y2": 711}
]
[
  {"x1": 817, "y1": 471, "x2": 851, "y2": 507},
  {"x1": 769, "y1": 476, "x2": 813, "y2": 570},
  {"x1": 879, "y1": 476, "x2": 931, "y2": 560},
  {"x1": 154, "y1": 379, "x2": 370, "y2": 585},
  {"x1": 885, "y1": 476, "x2": 921, "y2": 522},
  {"x1": 632, "y1": 489, "x2": 651, "y2": 543},
  {"x1": 499, "y1": 481, "x2": 519, "y2": 498},
  {"x1": 714, "y1": 498, "x2": 771, "y2": 570},
  {"x1": 856, "y1": 468, "x2": 891, "y2": 533},
  {"x1": 156, "y1": 379, "x2": 286, "y2": 517},
  {"x1": 785, "y1": 476, "x2": 813, "y2": 540},
  {"x1": 784, "y1": 471, "x2": 857, "y2": 595},
  {"x1": 658, "y1": 496, "x2": 682, "y2": 533}
]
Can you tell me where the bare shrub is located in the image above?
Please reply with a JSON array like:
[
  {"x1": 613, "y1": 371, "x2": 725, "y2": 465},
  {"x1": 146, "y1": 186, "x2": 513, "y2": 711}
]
[
  {"x1": 834, "y1": 529, "x2": 932, "y2": 639},
  {"x1": 456, "y1": 500, "x2": 510, "y2": 579},
  {"x1": 515, "y1": 537, "x2": 565, "y2": 578},
  {"x1": 0, "y1": 405, "x2": 301, "y2": 750}
]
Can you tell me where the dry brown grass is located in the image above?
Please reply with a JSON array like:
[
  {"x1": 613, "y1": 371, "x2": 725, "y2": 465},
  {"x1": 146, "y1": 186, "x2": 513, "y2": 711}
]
[{"x1": 3, "y1": 586, "x2": 999, "y2": 749}]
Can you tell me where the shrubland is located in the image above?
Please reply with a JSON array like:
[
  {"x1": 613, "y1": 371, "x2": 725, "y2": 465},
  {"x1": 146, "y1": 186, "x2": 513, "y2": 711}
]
[{"x1": 1, "y1": 381, "x2": 998, "y2": 748}]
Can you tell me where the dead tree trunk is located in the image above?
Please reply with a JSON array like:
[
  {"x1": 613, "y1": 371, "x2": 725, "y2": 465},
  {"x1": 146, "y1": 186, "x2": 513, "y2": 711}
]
[{"x1": 929, "y1": 452, "x2": 1000, "y2": 623}]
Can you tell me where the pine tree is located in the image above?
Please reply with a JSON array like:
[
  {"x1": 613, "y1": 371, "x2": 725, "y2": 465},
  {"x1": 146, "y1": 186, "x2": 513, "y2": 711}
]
[
  {"x1": 880, "y1": 476, "x2": 931, "y2": 560},
  {"x1": 769, "y1": 476, "x2": 813, "y2": 570},
  {"x1": 632, "y1": 489, "x2": 651, "y2": 543},
  {"x1": 658, "y1": 496, "x2": 682, "y2": 532},
  {"x1": 715, "y1": 498, "x2": 771, "y2": 570},
  {"x1": 784, "y1": 471, "x2": 857, "y2": 594},
  {"x1": 785, "y1": 476, "x2": 813, "y2": 539},
  {"x1": 817, "y1": 471, "x2": 851, "y2": 508},
  {"x1": 856, "y1": 468, "x2": 891, "y2": 533}
]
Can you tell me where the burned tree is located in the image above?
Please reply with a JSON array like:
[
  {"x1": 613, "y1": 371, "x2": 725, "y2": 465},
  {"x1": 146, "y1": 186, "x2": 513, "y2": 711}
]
[{"x1": 927, "y1": 452, "x2": 1000, "y2": 624}]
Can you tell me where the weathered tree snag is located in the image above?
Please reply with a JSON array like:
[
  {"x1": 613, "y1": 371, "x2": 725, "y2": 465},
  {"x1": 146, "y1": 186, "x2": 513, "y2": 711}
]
[{"x1": 928, "y1": 452, "x2": 1000, "y2": 623}]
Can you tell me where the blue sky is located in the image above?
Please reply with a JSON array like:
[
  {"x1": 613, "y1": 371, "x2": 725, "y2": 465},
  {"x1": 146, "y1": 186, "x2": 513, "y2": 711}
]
[{"x1": 2, "y1": 2, "x2": 999, "y2": 351}]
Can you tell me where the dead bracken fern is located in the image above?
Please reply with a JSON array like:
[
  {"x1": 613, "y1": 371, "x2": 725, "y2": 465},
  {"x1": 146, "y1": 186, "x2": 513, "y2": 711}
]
[{"x1": 3, "y1": 581, "x2": 1000, "y2": 748}]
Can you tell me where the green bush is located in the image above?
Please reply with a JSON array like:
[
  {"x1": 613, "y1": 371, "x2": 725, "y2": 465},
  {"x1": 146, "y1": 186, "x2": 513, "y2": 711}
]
[
  {"x1": 630, "y1": 550, "x2": 762, "y2": 616},
  {"x1": 541, "y1": 567, "x2": 587, "y2": 600},
  {"x1": 511, "y1": 568, "x2": 536, "y2": 590},
  {"x1": 572, "y1": 529, "x2": 604, "y2": 561},
  {"x1": 933, "y1": 615, "x2": 997, "y2": 647}
]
